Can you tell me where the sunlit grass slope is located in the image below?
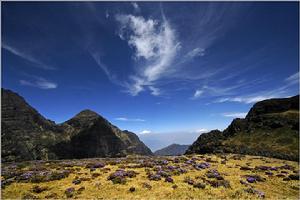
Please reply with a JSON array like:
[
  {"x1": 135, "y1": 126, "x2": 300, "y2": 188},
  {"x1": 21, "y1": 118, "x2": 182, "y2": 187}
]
[{"x1": 2, "y1": 154, "x2": 299, "y2": 199}]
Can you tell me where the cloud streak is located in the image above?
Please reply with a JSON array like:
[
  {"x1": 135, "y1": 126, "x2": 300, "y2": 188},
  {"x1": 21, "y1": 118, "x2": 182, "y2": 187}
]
[
  {"x1": 216, "y1": 95, "x2": 277, "y2": 104},
  {"x1": 222, "y1": 112, "x2": 247, "y2": 118},
  {"x1": 215, "y1": 73, "x2": 298, "y2": 104},
  {"x1": 2, "y1": 43, "x2": 55, "y2": 70},
  {"x1": 20, "y1": 77, "x2": 57, "y2": 89},
  {"x1": 114, "y1": 117, "x2": 145, "y2": 122},
  {"x1": 285, "y1": 72, "x2": 299, "y2": 85}
]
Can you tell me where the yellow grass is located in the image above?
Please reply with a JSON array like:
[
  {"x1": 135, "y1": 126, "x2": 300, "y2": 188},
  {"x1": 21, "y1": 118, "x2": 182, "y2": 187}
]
[{"x1": 2, "y1": 154, "x2": 299, "y2": 200}]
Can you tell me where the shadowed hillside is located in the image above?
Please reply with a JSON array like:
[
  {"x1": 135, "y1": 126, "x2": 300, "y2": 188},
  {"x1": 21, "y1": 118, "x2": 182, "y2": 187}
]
[
  {"x1": 186, "y1": 95, "x2": 299, "y2": 161},
  {"x1": 1, "y1": 89, "x2": 152, "y2": 162}
]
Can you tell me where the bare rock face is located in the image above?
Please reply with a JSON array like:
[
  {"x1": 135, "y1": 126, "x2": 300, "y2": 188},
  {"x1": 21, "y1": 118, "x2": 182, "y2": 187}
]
[
  {"x1": 1, "y1": 88, "x2": 152, "y2": 162},
  {"x1": 186, "y1": 95, "x2": 299, "y2": 161}
]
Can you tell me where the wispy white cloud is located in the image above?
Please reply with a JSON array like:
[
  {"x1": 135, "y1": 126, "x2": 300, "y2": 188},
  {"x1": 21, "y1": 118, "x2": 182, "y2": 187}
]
[
  {"x1": 185, "y1": 47, "x2": 205, "y2": 59},
  {"x1": 2, "y1": 43, "x2": 55, "y2": 70},
  {"x1": 88, "y1": 50, "x2": 116, "y2": 83},
  {"x1": 131, "y1": 2, "x2": 140, "y2": 13},
  {"x1": 116, "y1": 14, "x2": 180, "y2": 96},
  {"x1": 216, "y1": 95, "x2": 277, "y2": 104},
  {"x1": 139, "y1": 130, "x2": 151, "y2": 135},
  {"x1": 222, "y1": 112, "x2": 247, "y2": 118},
  {"x1": 86, "y1": 5, "x2": 245, "y2": 97},
  {"x1": 115, "y1": 117, "x2": 145, "y2": 122},
  {"x1": 285, "y1": 72, "x2": 299, "y2": 85},
  {"x1": 191, "y1": 89, "x2": 204, "y2": 99},
  {"x1": 195, "y1": 128, "x2": 208, "y2": 133},
  {"x1": 191, "y1": 81, "x2": 252, "y2": 100},
  {"x1": 149, "y1": 86, "x2": 161, "y2": 96},
  {"x1": 215, "y1": 73, "x2": 298, "y2": 104},
  {"x1": 20, "y1": 77, "x2": 57, "y2": 89}
]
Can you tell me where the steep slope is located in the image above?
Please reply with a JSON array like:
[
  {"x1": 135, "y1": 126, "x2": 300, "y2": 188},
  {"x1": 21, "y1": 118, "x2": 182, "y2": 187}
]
[
  {"x1": 122, "y1": 130, "x2": 153, "y2": 155},
  {"x1": 1, "y1": 88, "x2": 152, "y2": 162},
  {"x1": 52, "y1": 110, "x2": 153, "y2": 158},
  {"x1": 186, "y1": 95, "x2": 299, "y2": 161},
  {"x1": 1, "y1": 89, "x2": 65, "y2": 162},
  {"x1": 154, "y1": 144, "x2": 190, "y2": 156}
]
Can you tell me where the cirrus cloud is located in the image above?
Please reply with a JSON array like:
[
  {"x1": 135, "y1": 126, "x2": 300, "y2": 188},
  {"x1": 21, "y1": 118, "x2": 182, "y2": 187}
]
[
  {"x1": 222, "y1": 112, "x2": 247, "y2": 118},
  {"x1": 116, "y1": 14, "x2": 181, "y2": 96},
  {"x1": 19, "y1": 77, "x2": 57, "y2": 89},
  {"x1": 114, "y1": 117, "x2": 145, "y2": 122}
]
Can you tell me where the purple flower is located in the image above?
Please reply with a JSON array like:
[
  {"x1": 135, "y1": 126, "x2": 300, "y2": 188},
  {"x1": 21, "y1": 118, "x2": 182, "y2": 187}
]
[
  {"x1": 72, "y1": 179, "x2": 81, "y2": 185},
  {"x1": 94, "y1": 162, "x2": 105, "y2": 168},
  {"x1": 148, "y1": 174, "x2": 161, "y2": 181},
  {"x1": 247, "y1": 177, "x2": 256, "y2": 183},
  {"x1": 178, "y1": 168, "x2": 187, "y2": 174},
  {"x1": 165, "y1": 177, "x2": 174, "y2": 183},
  {"x1": 163, "y1": 160, "x2": 169, "y2": 165},
  {"x1": 265, "y1": 171, "x2": 273, "y2": 176},
  {"x1": 20, "y1": 171, "x2": 34, "y2": 180},
  {"x1": 157, "y1": 170, "x2": 169, "y2": 177},
  {"x1": 66, "y1": 187, "x2": 75, "y2": 193},
  {"x1": 257, "y1": 190, "x2": 265, "y2": 198},
  {"x1": 65, "y1": 187, "x2": 75, "y2": 198},
  {"x1": 185, "y1": 160, "x2": 193, "y2": 165},
  {"x1": 270, "y1": 167, "x2": 278, "y2": 171},
  {"x1": 195, "y1": 162, "x2": 211, "y2": 170},
  {"x1": 168, "y1": 166, "x2": 176, "y2": 170}
]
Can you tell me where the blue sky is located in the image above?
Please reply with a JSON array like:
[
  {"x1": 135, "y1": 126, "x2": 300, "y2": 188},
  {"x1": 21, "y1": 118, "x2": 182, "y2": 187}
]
[{"x1": 2, "y1": 2, "x2": 299, "y2": 150}]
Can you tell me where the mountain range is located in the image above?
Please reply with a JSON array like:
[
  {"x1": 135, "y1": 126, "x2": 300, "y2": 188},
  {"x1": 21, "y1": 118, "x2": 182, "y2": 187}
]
[
  {"x1": 154, "y1": 144, "x2": 190, "y2": 156},
  {"x1": 2, "y1": 88, "x2": 299, "y2": 162},
  {"x1": 2, "y1": 88, "x2": 152, "y2": 162},
  {"x1": 186, "y1": 95, "x2": 299, "y2": 161}
]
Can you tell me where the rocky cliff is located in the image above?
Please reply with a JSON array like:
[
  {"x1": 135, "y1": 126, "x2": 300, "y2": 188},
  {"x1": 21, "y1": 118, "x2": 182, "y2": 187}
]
[
  {"x1": 186, "y1": 95, "x2": 299, "y2": 161},
  {"x1": 1, "y1": 88, "x2": 152, "y2": 162}
]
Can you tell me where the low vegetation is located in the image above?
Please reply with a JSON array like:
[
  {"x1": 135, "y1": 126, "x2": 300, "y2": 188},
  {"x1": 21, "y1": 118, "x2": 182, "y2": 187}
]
[{"x1": 2, "y1": 154, "x2": 299, "y2": 199}]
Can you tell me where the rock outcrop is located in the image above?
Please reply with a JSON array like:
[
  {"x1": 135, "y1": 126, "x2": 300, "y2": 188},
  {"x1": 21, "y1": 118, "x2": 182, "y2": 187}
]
[
  {"x1": 1, "y1": 88, "x2": 152, "y2": 162},
  {"x1": 186, "y1": 95, "x2": 299, "y2": 161}
]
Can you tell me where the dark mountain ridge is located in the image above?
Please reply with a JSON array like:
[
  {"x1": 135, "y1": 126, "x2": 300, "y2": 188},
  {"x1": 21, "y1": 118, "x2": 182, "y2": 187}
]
[
  {"x1": 1, "y1": 88, "x2": 152, "y2": 162},
  {"x1": 154, "y1": 144, "x2": 190, "y2": 156},
  {"x1": 186, "y1": 95, "x2": 299, "y2": 161}
]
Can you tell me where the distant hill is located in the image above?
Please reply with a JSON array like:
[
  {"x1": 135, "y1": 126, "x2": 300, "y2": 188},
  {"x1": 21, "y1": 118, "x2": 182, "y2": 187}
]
[
  {"x1": 154, "y1": 144, "x2": 190, "y2": 156},
  {"x1": 186, "y1": 95, "x2": 299, "y2": 161},
  {"x1": 1, "y1": 88, "x2": 152, "y2": 162}
]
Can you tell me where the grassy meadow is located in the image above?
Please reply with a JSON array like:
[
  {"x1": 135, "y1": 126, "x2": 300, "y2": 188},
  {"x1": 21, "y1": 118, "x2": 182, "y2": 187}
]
[{"x1": 2, "y1": 154, "x2": 299, "y2": 199}]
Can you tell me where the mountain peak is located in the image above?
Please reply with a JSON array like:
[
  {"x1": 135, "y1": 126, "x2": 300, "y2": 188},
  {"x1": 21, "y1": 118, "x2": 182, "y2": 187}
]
[
  {"x1": 2, "y1": 88, "x2": 153, "y2": 161},
  {"x1": 75, "y1": 109, "x2": 100, "y2": 118},
  {"x1": 64, "y1": 109, "x2": 105, "y2": 127}
]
